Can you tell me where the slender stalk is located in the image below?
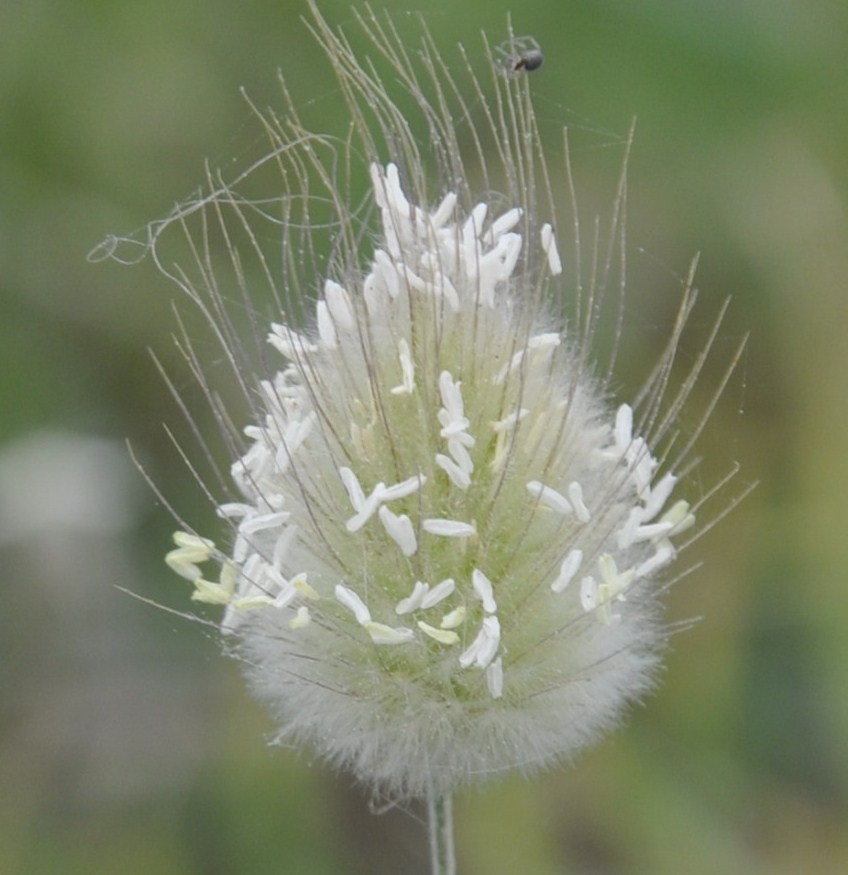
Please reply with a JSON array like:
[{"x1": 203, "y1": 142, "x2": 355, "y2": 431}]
[{"x1": 427, "y1": 788, "x2": 456, "y2": 875}]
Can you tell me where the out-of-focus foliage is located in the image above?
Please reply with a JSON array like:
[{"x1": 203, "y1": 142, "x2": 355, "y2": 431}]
[{"x1": 2, "y1": 1, "x2": 846, "y2": 873}]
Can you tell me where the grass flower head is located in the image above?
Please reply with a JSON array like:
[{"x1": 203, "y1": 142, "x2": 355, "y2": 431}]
[{"x1": 101, "y1": 3, "x2": 743, "y2": 806}]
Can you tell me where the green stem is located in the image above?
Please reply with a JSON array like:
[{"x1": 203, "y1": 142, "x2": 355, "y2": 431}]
[{"x1": 427, "y1": 787, "x2": 456, "y2": 875}]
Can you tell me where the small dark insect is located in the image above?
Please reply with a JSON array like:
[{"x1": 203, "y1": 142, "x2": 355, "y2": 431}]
[{"x1": 495, "y1": 35, "x2": 544, "y2": 78}]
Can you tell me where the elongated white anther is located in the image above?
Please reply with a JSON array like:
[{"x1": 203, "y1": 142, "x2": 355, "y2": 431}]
[
  {"x1": 339, "y1": 466, "x2": 366, "y2": 510},
  {"x1": 381, "y1": 473, "x2": 426, "y2": 501},
  {"x1": 396, "y1": 580, "x2": 430, "y2": 615},
  {"x1": 345, "y1": 486, "x2": 386, "y2": 533},
  {"x1": 614, "y1": 404, "x2": 633, "y2": 451},
  {"x1": 422, "y1": 519, "x2": 476, "y2": 538},
  {"x1": 459, "y1": 615, "x2": 501, "y2": 670},
  {"x1": 379, "y1": 505, "x2": 418, "y2": 556},
  {"x1": 635, "y1": 545, "x2": 675, "y2": 578},
  {"x1": 438, "y1": 371, "x2": 471, "y2": 438},
  {"x1": 526, "y1": 481, "x2": 573, "y2": 515},
  {"x1": 335, "y1": 584, "x2": 371, "y2": 625},
  {"x1": 551, "y1": 549, "x2": 583, "y2": 593},
  {"x1": 472, "y1": 568, "x2": 497, "y2": 614},
  {"x1": 540, "y1": 223, "x2": 563, "y2": 275},
  {"x1": 486, "y1": 657, "x2": 504, "y2": 699},
  {"x1": 568, "y1": 481, "x2": 591, "y2": 523},
  {"x1": 436, "y1": 453, "x2": 471, "y2": 490},
  {"x1": 479, "y1": 208, "x2": 520, "y2": 246},
  {"x1": 421, "y1": 578, "x2": 455, "y2": 609},
  {"x1": 431, "y1": 191, "x2": 457, "y2": 228},
  {"x1": 642, "y1": 472, "x2": 678, "y2": 521}
]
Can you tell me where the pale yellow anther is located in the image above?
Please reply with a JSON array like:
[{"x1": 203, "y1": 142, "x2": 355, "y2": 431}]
[
  {"x1": 165, "y1": 552, "x2": 202, "y2": 581},
  {"x1": 293, "y1": 573, "x2": 320, "y2": 600},
  {"x1": 289, "y1": 605, "x2": 311, "y2": 629},
  {"x1": 364, "y1": 621, "x2": 415, "y2": 645},
  {"x1": 232, "y1": 595, "x2": 275, "y2": 610},
  {"x1": 440, "y1": 606, "x2": 467, "y2": 629},
  {"x1": 191, "y1": 576, "x2": 235, "y2": 606},
  {"x1": 598, "y1": 553, "x2": 635, "y2": 599},
  {"x1": 662, "y1": 500, "x2": 696, "y2": 535},
  {"x1": 166, "y1": 531, "x2": 217, "y2": 581},
  {"x1": 417, "y1": 621, "x2": 460, "y2": 645},
  {"x1": 172, "y1": 531, "x2": 215, "y2": 552}
]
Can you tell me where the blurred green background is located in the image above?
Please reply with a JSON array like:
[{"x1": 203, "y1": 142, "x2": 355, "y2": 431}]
[{"x1": 2, "y1": 1, "x2": 847, "y2": 873}]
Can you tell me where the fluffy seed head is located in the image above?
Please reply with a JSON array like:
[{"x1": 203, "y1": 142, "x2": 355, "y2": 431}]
[{"x1": 105, "y1": 3, "x2": 743, "y2": 799}]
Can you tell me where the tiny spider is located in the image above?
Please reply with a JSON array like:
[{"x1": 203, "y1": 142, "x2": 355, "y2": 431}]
[{"x1": 494, "y1": 35, "x2": 544, "y2": 78}]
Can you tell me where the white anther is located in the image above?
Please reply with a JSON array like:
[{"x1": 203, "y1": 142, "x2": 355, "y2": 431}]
[
  {"x1": 567, "y1": 481, "x2": 591, "y2": 522},
  {"x1": 422, "y1": 519, "x2": 476, "y2": 538},
  {"x1": 541, "y1": 223, "x2": 563, "y2": 275},
  {"x1": 335, "y1": 584, "x2": 371, "y2": 625},
  {"x1": 526, "y1": 481, "x2": 573, "y2": 515},
  {"x1": 484, "y1": 208, "x2": 522, "y2": 243},
  {"x1": 436, "y1": 453, "x2": 471, "y2": 490},
  {"x1": 345, "y1": 486, "x2": 385, "y2": 533},
  {"x1": 635, "y1": 545, "x2": 675, "y2": 578},
  {"x1": 431, "y1": 191, "x2": 458, "y2": 228},
  {"x1": 463, "y1": 202, "x2": 488, "y2": 239},
  {"x1": 420, "y1": 578, "x2": 455, "y2": 609},
  {"x1": 379, "y1": 505, "x2": 418, "y2": 556},
  {"x1": 472, "y1": 568, "x2": 497, "y2": 614},
  {"x1": 381, "y1": 473, "x2": 426, "y2": 502},
  {"x1": 486, "y1": 657, "x2": 504, "y2": 699},
  {"x1": 614, "y1": 404, "x2": 633, "y2": 451},
  {"x1": 642, "y1": 472, "x2": 678, "y2": 521},
  {"x1": 339, "y1": 467, "x2": 366, "y2": 511},
  {"x1": 396, "y1": 580, "x2": 430, "y2": 615},
  {"x1": 459, "y1": 615, "x2": 501, "y2": 670},
  {"x1": 551, "y1": 549, "x2": 583, "y2": 593}
]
